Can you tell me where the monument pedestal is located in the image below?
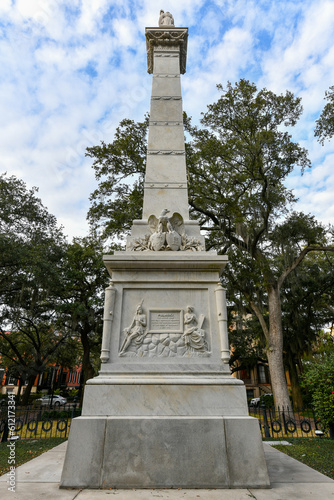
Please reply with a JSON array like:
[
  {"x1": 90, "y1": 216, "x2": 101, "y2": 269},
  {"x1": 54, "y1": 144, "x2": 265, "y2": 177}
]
[
  {"x1": 61, "y1": 413, "x2": 268, "y2": 489},
  {"x1": 60, "y1": 254, "x2": 270, "y2": 489}
]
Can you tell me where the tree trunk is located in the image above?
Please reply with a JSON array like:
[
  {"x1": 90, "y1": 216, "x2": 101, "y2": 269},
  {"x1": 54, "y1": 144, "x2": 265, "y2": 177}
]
[
  {"x1": 81, "y1": 330, "x2": 96, "y2": 386},
  {"x1": 21, "y1": 374, "x2": 36, "y2": 406},
  {"x1": 267, "y1": 285, "x2": 292, "y2": 411},
  {"x1": 287, "y1": 354, "x2": 303, "y2": 409},
  {"x1": 16, "y1": 378, "x2": 24, "y2": 404}
]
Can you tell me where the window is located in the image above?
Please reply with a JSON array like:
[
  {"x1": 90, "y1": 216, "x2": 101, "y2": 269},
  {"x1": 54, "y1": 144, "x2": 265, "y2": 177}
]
[
  {"x1": 7, "y1": 376, "x2": 16, "y2": 385},
  {"x1": 258, "y1": 365, "x2": 267, "y2": 384}
]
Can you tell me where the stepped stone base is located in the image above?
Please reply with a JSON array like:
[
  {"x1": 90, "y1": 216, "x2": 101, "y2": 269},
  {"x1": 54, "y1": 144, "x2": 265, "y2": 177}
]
[
  {"x1": 60, "y1": 414, "x2": 269, "y2": 489},
  {"x1": 60, "y1": 380, "x2": 270, "y2": 489}
]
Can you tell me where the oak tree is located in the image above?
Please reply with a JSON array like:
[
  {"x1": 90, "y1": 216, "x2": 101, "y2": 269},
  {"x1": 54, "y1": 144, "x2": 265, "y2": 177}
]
[{"x1": 86, "y1": 80, "x2": 334, "y2": 410}]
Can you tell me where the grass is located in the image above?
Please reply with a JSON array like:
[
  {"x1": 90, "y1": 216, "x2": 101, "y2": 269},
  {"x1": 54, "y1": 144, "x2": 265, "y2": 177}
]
[
  {"x1": 0, "y1": 437, "x2": 67, "y2": 476},
  {"x1": 272, "y1": 437, "x2": 334, "y2": 479}
]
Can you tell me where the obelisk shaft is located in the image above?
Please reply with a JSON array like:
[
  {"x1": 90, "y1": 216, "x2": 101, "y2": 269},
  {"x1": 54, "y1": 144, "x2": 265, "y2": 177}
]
[
  {"x1": 143, "y1": 27, "x2": 189, "y2": 221},
  {"x1": 127, "y1": 26, "x2": 204, "y2": 247}
]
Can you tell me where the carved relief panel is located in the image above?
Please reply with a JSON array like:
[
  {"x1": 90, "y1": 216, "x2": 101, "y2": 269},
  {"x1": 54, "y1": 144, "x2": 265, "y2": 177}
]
[{"x1": 119, "y1": 302, "x2": 210, "y2": 358}]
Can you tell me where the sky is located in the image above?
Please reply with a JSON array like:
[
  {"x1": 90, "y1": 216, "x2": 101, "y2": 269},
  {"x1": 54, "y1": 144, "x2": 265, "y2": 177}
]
[{"x1": 1, "y1": 0, "x2": 334, "y2": 240}]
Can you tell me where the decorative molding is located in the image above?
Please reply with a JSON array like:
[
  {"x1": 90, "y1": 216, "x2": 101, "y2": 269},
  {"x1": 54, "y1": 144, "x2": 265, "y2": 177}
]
[
  {"x1": 144, "y1": 182, "x2": 187, "y2": 189},
  {"x1": 155, "y1": 52, "x2": 179, "y2": 57},
  {"x1": 147, "y1": 150, "x2": 185, "y2": 155},
  {"x1": 151, "y1": 96, "x2": 181, "y2": 100},
  {"x1": 130, "y1": 233, "x2": 204, "y2": 252},
  {"x1": 154, "y1": 74, "x2": 179, "y2": 78},
  {"x1": 149, "y1": 121, "x2": 183, "y2": 126},
  {"x1": 145, "y1": 27, "x2": 188, "y2": 74}
]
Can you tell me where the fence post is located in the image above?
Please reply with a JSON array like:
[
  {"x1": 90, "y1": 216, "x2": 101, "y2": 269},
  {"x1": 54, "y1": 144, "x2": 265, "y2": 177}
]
[
  {"x1": 1, "y1": 420, "x2": 9, "y2": 442},
  {"x1": 261, "y1": 402, "x2": 271, "y2": 438},
  {"x1": 329, "y1": 423, "x2": 334, "y2": 440},
  {"x1": 281, "y1": 406, "x2": 288, "y2": 435},
  {"x1": 71, "y1": 403, "x2": 76, "y2": 421}
]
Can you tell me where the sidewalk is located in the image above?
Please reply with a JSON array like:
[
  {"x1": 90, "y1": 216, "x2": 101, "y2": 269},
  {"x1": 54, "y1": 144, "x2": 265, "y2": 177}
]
[{"x1": 0, "y1": 441, "x2": 333, "y2": 499}]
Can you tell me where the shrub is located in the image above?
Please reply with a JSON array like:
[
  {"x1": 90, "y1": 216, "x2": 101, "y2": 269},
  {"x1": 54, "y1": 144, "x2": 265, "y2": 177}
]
[{"x1": 303, "y1": 353, "x2": 334, "y2": 434}]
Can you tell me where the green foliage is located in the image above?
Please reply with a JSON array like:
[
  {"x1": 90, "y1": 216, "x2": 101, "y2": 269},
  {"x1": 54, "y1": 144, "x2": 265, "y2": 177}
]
[
  {"x1": 187, "y1": 79, "x2": 310, "y2": 256},
  {"x1": 59, "y1": 236, "x2": 111, "y2": 383},
  {"x1": 303, "y1": 353, "x2": 334, "y2": 429},
  {"x1": 280, "y1": 251, "x2": 334, "y2": 406},
  {"x1": 41, "y1": 408, "x2": 81, "y2": 419},
  {"x1": 87, "y1": 117, "x2": 149, "y2": 242},
  {"x1": 260, "y1": 393, "x2": 274, "y2": 408},
  {"x1": 0, "y1": 173, "x2": 66, "y2": 303},
  {"x1": 0, "y1": 173, "x2": 78, "y2": 403},
  {"x1": 67, "y1": 388, "x2": 79, "y2": 400},
  {"x1": 315, "y1": 85, "x2": 334, "y2": 144},
  {"x1": 229, "y1": 308, "x2": 267, "y2": 372}
]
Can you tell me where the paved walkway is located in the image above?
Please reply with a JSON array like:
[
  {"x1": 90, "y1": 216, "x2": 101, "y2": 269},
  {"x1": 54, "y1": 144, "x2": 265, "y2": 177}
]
[{"x1": 0, "y1": 441, "x2": 333, "y2": 499}]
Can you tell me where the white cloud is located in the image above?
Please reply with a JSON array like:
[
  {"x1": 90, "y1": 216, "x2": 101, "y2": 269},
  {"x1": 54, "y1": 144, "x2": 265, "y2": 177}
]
[{"x1": 1, "y1": 0, "x2": 333, "y2": 240}]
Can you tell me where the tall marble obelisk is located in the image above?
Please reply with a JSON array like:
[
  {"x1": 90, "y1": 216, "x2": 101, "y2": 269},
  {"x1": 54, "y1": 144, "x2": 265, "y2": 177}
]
[{"x1": 60, "y1": 12, "x2": 269, "y2": 489}]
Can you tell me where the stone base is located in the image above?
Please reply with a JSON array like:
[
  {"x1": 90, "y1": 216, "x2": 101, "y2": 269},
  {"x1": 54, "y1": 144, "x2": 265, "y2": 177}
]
[
  {"x1": 60, "y1": 415, "x2": 270, "y2": 489},
  {"x1": 81, "y1": 375, "x2": 249, "y2": 417}
]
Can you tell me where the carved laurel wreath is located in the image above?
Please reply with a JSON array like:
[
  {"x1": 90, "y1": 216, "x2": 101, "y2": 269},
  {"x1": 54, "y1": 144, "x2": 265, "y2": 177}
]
[{"x1": 130, "y1": 233, "x2": 204, "y2": 252}]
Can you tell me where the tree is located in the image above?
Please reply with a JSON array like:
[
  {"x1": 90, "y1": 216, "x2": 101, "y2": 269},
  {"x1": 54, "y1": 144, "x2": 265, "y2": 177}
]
[
  {"x1": 186, "y1": 81, "x2": 333, "y2": 409},
  {"x1": 86, "y1": 80, "x2": 334, "y2": 410},
  {"x1": 280, "y1": 250, "x2": 334, "y2": 407},
  {"x1": 0, "y1": 173, "x2": 74, "y2": 404},
  {"x1": 228, "y1": 309, "x2": 267, "y2": 376},
  {"x1": 0, "y1": 325, "x2": 77, "y2": 405},
  {"x1": 87, "y1": 118, "x2": 148, "y2": 244},
  {"x1": 59, "y1": 237, "x2": 111, "y2": 389},
  {"x1": 227, "y1": 247, "x2": 334, "y2": 408},
  {"x1": 315, "y1": 85, "x2": 334, "y2": 144}
]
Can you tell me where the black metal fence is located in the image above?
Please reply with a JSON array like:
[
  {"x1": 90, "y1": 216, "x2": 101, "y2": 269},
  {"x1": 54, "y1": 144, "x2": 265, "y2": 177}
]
[
  {"x1": 0, "y1": 402, "x2": 327, "y2": 442},
  {"x1": 249, "y1": 404, "x2": 329, "y2": 439},
  {"x1": 0, "y1": 404, "x2": 81, "y2": 442}
]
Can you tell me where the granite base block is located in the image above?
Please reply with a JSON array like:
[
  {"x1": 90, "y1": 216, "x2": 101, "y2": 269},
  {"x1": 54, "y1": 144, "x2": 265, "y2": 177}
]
[{"x1": 60, "y1": 416, "x2": 270, "y2": 489}]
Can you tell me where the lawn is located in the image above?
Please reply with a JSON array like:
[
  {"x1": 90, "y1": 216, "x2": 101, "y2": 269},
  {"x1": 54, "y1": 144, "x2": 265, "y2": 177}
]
[
  {"x1": 0, "y1": 437, "x2": 67, "y2": 476},
  {"x1": 272, "y1": 437, "x2": 334, "y2": 479}
]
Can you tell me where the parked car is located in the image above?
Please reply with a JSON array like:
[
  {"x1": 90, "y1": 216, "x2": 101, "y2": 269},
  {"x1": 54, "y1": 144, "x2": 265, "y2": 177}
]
[
  {"x1": 249, "y1": 397, "x2": 260, "y2": 407},
  {"x1": 36, "y1": 395, "x2": 67, "y2": 407},
  {"x1": 249, "y1": 394, "x2": 273, "y2": 408}
]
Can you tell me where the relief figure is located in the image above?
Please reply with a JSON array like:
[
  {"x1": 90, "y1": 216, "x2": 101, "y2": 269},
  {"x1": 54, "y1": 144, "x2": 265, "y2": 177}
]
[
  {"x1": 119, "y1": 302, "x2": 147, "y2": 355},
  {"x1": 183, "y1": 306, "x2": 208, "y2": 352}
]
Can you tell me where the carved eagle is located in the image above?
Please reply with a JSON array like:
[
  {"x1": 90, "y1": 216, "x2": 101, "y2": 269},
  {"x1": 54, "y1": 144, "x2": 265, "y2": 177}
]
[{"x1": 148, "y1": 210, "x2": 185, "y2": 236}]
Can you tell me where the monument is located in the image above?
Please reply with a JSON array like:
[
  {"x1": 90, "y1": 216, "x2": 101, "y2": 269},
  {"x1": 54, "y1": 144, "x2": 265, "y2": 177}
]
[{"x1": 60, "y1": 12, "x2": 270, "y2": 489}]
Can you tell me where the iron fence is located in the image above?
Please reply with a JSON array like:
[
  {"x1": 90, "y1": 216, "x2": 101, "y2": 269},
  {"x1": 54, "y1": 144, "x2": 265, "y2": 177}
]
[
  {"x1": 249, "y1": 404, "x2": 329, "y2": 439},
  {"x1": 0, "y1": 404, "x2": 81, "y2": 442},
  {"x1": 0, "y1": 402, "x2": 327, "y2": 442}
]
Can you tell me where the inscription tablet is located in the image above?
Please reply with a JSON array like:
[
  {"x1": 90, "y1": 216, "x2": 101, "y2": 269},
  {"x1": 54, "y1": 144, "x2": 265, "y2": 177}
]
[{"x1": 148, "y1": 309, "x2": 183, "y2": 334}]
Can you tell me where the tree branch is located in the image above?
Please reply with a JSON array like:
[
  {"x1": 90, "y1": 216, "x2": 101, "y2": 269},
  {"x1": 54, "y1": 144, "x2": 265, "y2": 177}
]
[
  {"x1": 249, "y1": 300, "x2": 270, "y2": 341},
  {"x1": 278, "y1": 246, "x2": 334, "y2": 290}
]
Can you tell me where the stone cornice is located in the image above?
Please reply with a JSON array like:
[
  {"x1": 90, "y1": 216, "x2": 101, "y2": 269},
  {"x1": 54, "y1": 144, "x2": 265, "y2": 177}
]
[{"x1": 145, "y1": 27, "x2": 188, "y2": 74}]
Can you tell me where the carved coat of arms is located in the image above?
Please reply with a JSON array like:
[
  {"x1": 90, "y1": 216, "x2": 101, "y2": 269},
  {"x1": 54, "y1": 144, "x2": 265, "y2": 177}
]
[{"x1": 148, "y1": 209, "x2": 184, "y2": 251}]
